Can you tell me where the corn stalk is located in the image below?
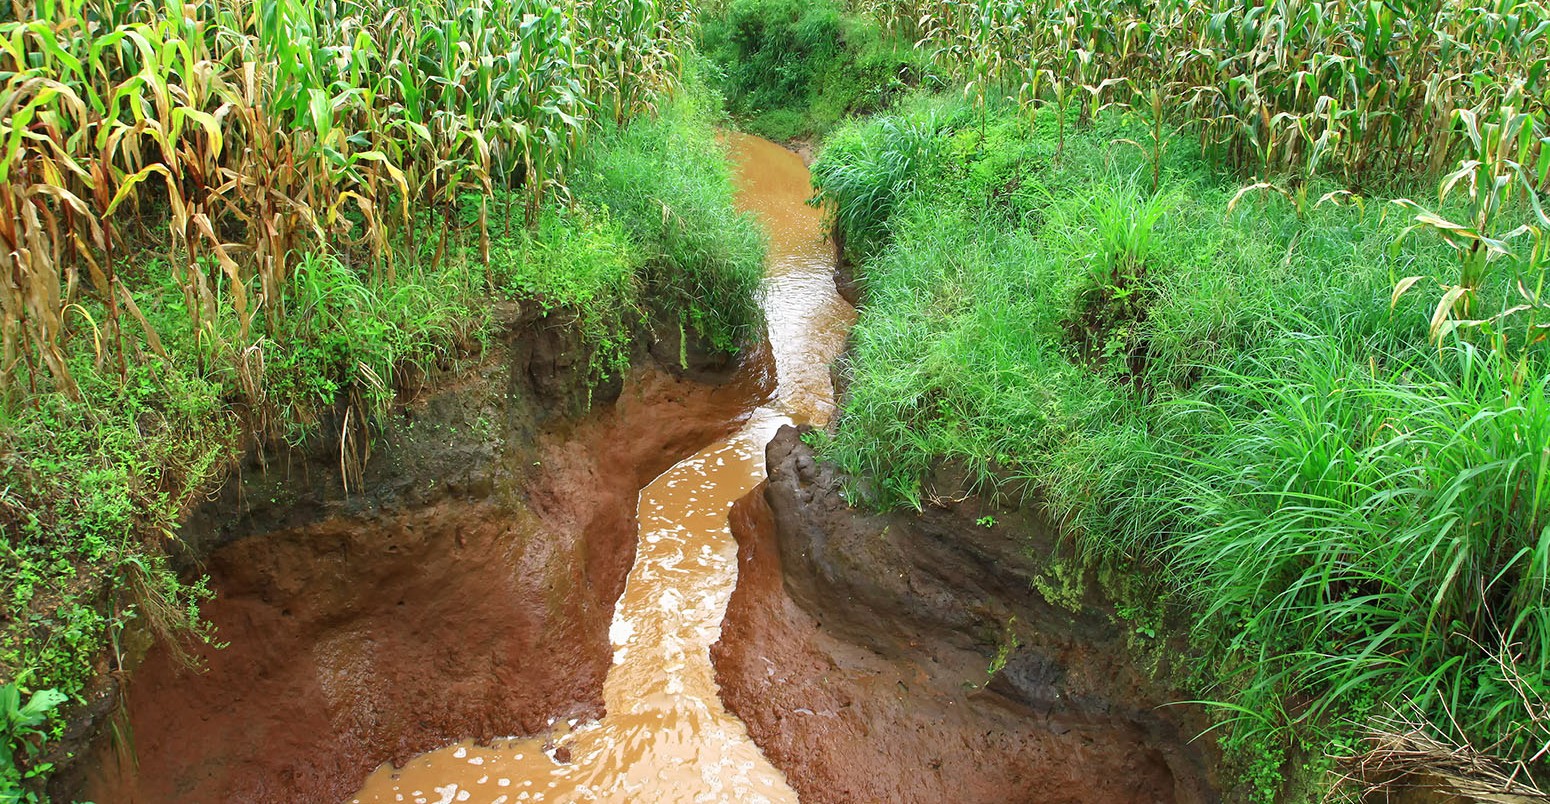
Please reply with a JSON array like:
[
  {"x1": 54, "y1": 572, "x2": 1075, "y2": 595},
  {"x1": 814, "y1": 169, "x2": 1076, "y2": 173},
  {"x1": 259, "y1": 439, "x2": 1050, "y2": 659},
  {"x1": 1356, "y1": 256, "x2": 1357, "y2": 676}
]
[{"x1": 0, "y1": 0, "x2": 695, "y2": 406}]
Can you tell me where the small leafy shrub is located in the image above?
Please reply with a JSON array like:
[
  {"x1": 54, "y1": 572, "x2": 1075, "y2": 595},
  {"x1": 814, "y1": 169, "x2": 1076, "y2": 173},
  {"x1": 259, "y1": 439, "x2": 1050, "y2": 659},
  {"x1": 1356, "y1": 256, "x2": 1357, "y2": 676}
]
[{"x1": 1, "y1": 680, "x2": 67, "y2": 801}]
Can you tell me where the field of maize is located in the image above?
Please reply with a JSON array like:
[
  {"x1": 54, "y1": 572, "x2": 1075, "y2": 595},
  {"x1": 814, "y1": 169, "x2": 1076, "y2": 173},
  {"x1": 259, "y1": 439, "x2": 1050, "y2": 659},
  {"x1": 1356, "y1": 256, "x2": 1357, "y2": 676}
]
[
  {"x1": 854, "y1": 0, "x2": 1550, "y2": 184},
  {"x1": 1, "y1": 0, "x2": 692, "y2": 408}
]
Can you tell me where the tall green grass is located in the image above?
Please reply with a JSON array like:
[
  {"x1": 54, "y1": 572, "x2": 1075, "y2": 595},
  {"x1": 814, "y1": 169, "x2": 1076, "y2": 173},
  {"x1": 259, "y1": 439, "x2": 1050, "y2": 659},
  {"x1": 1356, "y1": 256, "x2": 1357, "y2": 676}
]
[
  {"x1": 571, "y1": 85, "x2": 766, "y2": 354},
  {"x1": 810, "y1": 110, "x2": 948, "y2": 261},
  {"x1": 813, "y1": 94, "x2": 1548, "y2": 797},
  {"x1": 1134, "y1": 340, "x2": 1550, "y2": 763}
]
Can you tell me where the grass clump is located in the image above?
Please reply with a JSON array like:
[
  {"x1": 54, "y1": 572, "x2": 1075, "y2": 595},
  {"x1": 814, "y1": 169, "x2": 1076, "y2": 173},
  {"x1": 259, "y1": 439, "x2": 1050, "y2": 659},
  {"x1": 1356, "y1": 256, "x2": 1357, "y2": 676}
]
[
  {"x1": 812, "y1": 94, "x2": 1549, "y2": 799},
  {"x1": 571, "y1": 84, "x2": 767, "y2": 355},
  {"x1": 809, "y1": 107, "x2": 951, "y2": 262},
  {"x1": 483, "y1": 203, "x2": 642, "y2": 380},
  {"x1": 1136, "y1": 340, "x2": 1550, "y2": 770}
]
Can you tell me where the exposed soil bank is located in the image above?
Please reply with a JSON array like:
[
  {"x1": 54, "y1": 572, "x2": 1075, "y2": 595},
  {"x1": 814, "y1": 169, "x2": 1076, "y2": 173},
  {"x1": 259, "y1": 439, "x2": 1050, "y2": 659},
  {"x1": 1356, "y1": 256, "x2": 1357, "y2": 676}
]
[
  {"x1": 712, "y1": 426, "x2": 1220, "y2": 804},
  {"x1": 71, "y1": 304, "x2": 772, "y2": 804}
]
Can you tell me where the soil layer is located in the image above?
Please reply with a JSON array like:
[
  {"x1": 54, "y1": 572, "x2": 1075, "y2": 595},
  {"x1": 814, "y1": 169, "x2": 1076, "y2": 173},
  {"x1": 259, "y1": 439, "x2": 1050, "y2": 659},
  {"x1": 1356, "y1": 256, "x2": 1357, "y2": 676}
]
[
  {"x1": 712, "y1": 426, "x2": 1220, "y2": 804},
  {"x1": 76, "y1": 307, "x2": 772, "y2": 804}
]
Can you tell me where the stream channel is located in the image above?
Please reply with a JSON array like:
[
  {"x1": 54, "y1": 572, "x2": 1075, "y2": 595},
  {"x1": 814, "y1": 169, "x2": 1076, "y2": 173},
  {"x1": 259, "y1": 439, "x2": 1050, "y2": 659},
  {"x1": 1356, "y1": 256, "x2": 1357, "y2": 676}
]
[
  {"x1": 79, "y1": 130, "x2": 1220, "y2": 804},
  {"x1": 347, "y1": 133, "x2": 854, "y2": 803}
]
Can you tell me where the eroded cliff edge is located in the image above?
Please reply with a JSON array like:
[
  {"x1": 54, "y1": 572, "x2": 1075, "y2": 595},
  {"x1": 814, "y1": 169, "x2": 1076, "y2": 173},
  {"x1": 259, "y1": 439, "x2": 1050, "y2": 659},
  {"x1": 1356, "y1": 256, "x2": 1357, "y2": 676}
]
[
  {"x1": 713, "y1": 425, "x2": 1220, "y2": 804},
  {"x1": 66, "y1": 305, "x2": 772, "y2": 804}
]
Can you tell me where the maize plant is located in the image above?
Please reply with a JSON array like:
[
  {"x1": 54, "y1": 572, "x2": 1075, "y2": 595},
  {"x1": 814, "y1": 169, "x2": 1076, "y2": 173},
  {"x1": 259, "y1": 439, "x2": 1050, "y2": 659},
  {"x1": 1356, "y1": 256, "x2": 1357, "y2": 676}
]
[
  {"x1": 1394, "y1": 89, "x2": 1550, "y2": 345},
  {"x1": 0, "y1": 0, "x2": 695, "y2": 408},
  {"x1": 878, "y1": 1, "x2": 1549, "y2": 185}
]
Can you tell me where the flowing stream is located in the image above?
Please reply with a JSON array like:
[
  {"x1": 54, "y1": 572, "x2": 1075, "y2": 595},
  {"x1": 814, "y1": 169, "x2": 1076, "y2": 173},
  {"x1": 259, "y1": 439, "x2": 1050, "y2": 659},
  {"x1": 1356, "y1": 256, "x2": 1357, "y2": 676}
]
[{"x1": 348, "y1": 133, "x2": 856, "y2": 804}]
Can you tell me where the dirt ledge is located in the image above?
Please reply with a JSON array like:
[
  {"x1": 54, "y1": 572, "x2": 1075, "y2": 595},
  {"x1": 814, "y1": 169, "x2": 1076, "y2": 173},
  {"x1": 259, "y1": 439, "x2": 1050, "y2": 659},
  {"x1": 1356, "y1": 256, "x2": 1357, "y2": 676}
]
[{"x1": 712, "y1": 425, "x2": 1220, "y2": 804}]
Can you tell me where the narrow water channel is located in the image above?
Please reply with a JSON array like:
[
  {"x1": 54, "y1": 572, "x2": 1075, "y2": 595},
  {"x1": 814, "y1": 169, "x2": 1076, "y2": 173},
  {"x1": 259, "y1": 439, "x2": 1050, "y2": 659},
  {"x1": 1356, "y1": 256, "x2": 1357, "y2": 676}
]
[{"x1": 347, "y1": 134, "x2": 856, "y2": 803}]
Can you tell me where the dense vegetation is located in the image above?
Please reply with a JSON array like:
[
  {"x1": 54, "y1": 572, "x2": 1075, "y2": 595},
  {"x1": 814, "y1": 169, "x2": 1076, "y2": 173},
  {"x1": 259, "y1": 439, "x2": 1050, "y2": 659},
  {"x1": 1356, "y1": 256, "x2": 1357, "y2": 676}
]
[
  {"x1": 698, "y1": 0, "x2": 931, "y2": 141},
  {"x1": 814, "y1": 97, "x2": 1548, "y2": 798},
  {"x1": 0, "y1": 0, "x2": 764, "y2": 796},
  {"x1": 732, "y1": 0, "x2": 1550, "y2": 799},
  {"x1": 7, "y1": 0, "x2": 1550, "y2": 799}
]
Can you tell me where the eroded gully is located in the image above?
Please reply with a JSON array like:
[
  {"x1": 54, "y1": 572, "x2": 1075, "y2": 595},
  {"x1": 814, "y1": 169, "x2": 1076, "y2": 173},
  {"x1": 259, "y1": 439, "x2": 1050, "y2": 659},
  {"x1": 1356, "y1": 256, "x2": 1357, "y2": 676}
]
[{"x1": 347, "y1": 134, "x2": 855, "y2": 803}]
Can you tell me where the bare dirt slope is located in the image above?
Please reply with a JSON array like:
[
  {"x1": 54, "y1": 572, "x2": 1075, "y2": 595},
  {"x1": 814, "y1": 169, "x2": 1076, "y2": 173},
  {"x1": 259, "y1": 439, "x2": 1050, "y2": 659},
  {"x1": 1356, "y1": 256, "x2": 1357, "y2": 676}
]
[{"x1": 713, "y1": 426, "x2": 1219, "y2": 804}]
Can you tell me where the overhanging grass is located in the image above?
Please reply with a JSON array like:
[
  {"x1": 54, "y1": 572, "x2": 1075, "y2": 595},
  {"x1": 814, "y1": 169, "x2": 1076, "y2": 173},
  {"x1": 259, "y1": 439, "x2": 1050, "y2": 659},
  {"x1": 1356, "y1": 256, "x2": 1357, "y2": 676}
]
[{"x1": 571, "y1": 83, "x2": 767, "y2": 355}]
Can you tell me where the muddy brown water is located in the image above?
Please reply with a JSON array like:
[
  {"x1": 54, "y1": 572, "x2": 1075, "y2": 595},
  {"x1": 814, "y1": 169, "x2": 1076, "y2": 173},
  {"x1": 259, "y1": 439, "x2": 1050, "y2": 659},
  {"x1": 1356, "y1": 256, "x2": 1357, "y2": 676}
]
[{"x1": 344, "y1": 134, "x2": 855, "y2": 803}]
